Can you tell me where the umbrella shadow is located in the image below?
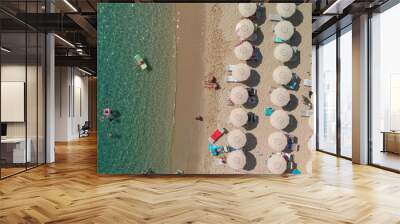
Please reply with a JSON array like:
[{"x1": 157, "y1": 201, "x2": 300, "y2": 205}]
[
  {"x1": 243, "y1": 151, "x2": 257, "y2": 171},
  {"x1": 242, "y1": 70, "x2": 260, "y2": 87},
  {"x1": 289, "y1": 31, "x2": 302, "y2": 47},
  {"x1": 243, "y1": 133, "x2": 257, "y2": 152},
  {"x1": 283, "y1": 115, "x2": 297, "y2": 133},
  {"x1": 250, "y1": 29, "x2": 264, "y2": 46},
  {"x1": 287, "y1": 10, "x2": 304, "y2": 27},
  {"x1": 282, "y1": 94, "x2": 298, "y2": 112},
  {"x1": 246, "y1": 48, "x2": 263, "y2": 68},
  {"x1": 244, "y1": 112, "x2": 259, "y2": 131},
  {"x1": 254, "y1": 6, "x2": 267, "y2": 26},
  {"x1": 284, "y1": 50, "x2": 300, "y2": 69},
  {"x1": 243, "y1": 95, "x2": 258, "y2": 109}
]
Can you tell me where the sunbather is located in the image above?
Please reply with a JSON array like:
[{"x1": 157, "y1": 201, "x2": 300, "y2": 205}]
[
  {"x1": 195, "y1": 115, "x2": 203, "y2": 121},
  {"x1": 204, "y1": 82, "x2": 219, "y2": 90},
  {"x1": 207, "y1": 74, "x2": 217, "y2": 83}
]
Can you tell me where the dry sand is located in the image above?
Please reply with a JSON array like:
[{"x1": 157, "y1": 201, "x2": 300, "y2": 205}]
[{"x1": 171, "y1": 3, "x2": 313, "y2": 174}]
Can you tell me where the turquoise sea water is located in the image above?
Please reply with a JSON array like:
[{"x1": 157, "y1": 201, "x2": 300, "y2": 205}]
[{"x1": 97, "y1": 4, "x2": 176, "y2": 174}]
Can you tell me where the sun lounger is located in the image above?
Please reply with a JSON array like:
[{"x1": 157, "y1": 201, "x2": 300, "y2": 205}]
[
  {"x1": 224, "y1": 65, "x2": 235, "y2": 72},
  {"x1": 225, "y1": 76, "x2": 240, "y2": 83},
  {"x1": 303, "y1": 79, "x2": 313, "y2": 87},
  {"x1": 301, "y1": 109, "x2": 313, "y2": 117},
  {"x1": 269, "y1": 14, "x2": 282, "y2": 22}
]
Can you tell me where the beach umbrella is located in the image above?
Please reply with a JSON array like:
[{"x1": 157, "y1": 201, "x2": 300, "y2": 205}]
[
  {"x1": 227, "y1": 129, "x2": 247, "y2": 149},
  {"x1": 232, "y1": 63, "x2": 251, "y2": 81},
  {"x1": 270, "y1": 87, "x2": 290, "y2": 107},
  {"x1": 276, "y1": 3, "x2": 296, "y2": 18},
  {"x1": 235, "y1": 19, "x2": 255, "y2": 40},
  {"x1": 273, "y1": 66, "x2": 292, "y2": 85},
  {"x1": 226, "y1": 149, "x2": 246, "y2": 170},
  {"x1": 268, "y1": 132, "x2": 288, "y2": 153},
  {"x1": 274, "y1": 20, "x2": 294, "y2": 41},
  {"x1": 229, "y1": 108, "x2": 248, "y2": 127},
  {"x1": 270, "y1": 110, "x2": 290, "y2": 130},
  {"x1": 274, "y1": 43, "x2": 293, "y2": 63},
  {"x1": 230, "y1": 86, "x2": 249, "y2": 105},
  {"x1": 238, "y1": 3, "x2": 257, "y2": 18},
  {"x1": 234, "y1": 41, "x2": 254, "y2": 61},
  {"x1": 267, "y1": 154, "x2": 287, "y2": 174}
]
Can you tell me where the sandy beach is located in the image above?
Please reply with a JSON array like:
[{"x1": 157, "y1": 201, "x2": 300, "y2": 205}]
[{"x1": 171, "y1": 3, "x2": 313, "y2": 174}]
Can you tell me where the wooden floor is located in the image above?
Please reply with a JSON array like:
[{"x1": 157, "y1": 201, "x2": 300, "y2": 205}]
[{"x1": 1, "y1": 135, "x2": 400, "y2": 224}]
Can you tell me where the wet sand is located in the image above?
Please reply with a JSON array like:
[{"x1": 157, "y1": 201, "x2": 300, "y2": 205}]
[
  {"x1": 170, "y1": 4, "x2": 207, "y2": 173},
  {"x1": 171, "y1": 3, "x2": 313, "y2": 174}
]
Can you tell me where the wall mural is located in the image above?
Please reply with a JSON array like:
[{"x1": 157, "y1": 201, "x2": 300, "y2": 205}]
[{"x1": 97, "y1": 3, "x2": 314, "y2": 175}]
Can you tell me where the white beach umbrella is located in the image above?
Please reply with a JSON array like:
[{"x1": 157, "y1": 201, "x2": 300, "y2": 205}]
[
  {"x1": 268, "y1": 132, "x2": 288, "y2": 153},
  {"x1": 276, "y1": 3, "x2": 297, "y2": 18},
  {"x1": 235, "y1": 19, "x2": 255, "y2": 40},
  {"x1": 234, "y1": 41, "x2": 254, "y2": 61},
  {"x1": 229, "y1": 108, "x2": 248, "y2": 127},
  {"x1": 232, "y1": 63, "x2": 251, "y2": 81},
  {"x1": 226, "y1": 149, "x2": 246, "y2": 170},
  {"x1": 267, "y1": 154, "x2": 287, "y2": 174},
  {"x1": 270, "y1": 110, "x2": 290, "y2": 130},
  {"x1": 230, "y1": 86, "x2": 249, "y2": 105},
  {"x1": 273, "y1": 66, "x2": 292, "y2": 85},
  {"x1": 274, "y1": 20, "x2": 294, "y2": 41},
  {"x1": 274, "y1": 43, "x2": 293, "y2": 63},
  {"x1": 270, "y1": 87, "x2": 290, "y2": 107},
  {"x1": 238, "y1": 3, "x2": 257, "y2": 18},
  {"x1": 227, "y1": 129, "x2": 247, "y2": 149}
]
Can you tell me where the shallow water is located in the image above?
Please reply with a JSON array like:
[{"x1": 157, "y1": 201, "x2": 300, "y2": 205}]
[{"x1": 97, "y1": 4, "x2": 176, "y2": 174}]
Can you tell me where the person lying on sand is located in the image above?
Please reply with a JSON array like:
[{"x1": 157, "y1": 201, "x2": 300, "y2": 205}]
[
  {"x1": 195, "y1": 115, "x2": 203, "y2": 121},
  {"x1": 204, "y1": 82, "x2": 219, "y2": 90},
  {"x1": 207, "y1": 74, "x2": 217, "y2": 83},
  {"x1": 203, "y1": 73, "x2": 219, "y2": 90},
  {"x1": 227, "y1": 98, "x2": 234, "y2": 106}
]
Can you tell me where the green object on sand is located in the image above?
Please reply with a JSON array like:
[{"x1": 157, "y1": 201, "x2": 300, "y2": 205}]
[
  {"x1": 264, "y1": 107, "x2": 274, "y2": 117},
  {"x1": 274, "y1": 37, "x2": 285, "y2": 43},
  {"x1": 292, "y1": 169, "x2": 301, "y2": 175}
]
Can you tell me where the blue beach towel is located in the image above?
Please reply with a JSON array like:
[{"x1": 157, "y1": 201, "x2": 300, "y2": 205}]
[
  {"x1": 208, "y1": 144, "x2": 223, "y2": 156},
  {"x1": 274, "y1": 37, "x2": 285, "y2": 43},
  {"x1": 264, "y1": 107, "x2": 274, "y2": 117}
]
